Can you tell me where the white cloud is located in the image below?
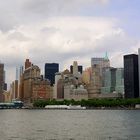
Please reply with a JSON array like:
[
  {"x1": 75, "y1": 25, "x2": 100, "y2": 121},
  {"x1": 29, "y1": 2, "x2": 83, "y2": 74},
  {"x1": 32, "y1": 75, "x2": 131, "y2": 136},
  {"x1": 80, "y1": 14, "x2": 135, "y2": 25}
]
[
  {"x1": 0, "y1": 16, "x2": 138, "y2": 87},
  {"x1": 0, "y1": 0, "x2": 110, "y2": 31}
]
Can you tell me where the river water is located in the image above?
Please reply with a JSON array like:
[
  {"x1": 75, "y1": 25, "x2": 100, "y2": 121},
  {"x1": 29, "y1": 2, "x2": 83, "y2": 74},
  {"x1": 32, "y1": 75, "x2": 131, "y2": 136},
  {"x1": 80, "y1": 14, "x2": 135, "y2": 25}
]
[{"x1": 0, "y1": 109, "x2": 139, "y2": 140}]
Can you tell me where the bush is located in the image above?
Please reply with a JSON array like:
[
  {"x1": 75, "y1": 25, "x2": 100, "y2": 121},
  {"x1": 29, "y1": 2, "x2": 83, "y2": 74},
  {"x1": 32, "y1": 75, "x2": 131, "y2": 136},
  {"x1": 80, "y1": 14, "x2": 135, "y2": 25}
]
[{"x1": 33, "y1": 98, "x2": 140, "y2": 108}]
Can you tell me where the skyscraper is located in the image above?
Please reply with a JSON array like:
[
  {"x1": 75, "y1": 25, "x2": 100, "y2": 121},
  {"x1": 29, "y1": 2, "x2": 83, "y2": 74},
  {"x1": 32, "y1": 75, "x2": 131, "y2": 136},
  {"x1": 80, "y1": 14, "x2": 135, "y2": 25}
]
[
  {"x1": 0, "y1": 63, "x2": 6, "y2": 102},
  {"x1": 124, "y1": 54, "x2": 139, "y2": 98},
  {"x1": 138, "y1": 48, "x2": 140, "y2": 97},
  {"x1": 70, "y1": 61, "x2": 83, "y2": 78},
  {"x1": 45, "y1": 63, "x2": 59, "y2": 86},
  {"x1": 91, "y1": 57, "x2": 110, "y2": 76},
  {"x1": 101, "y1": 67, "x2": 116, "y2": 94},
  {"x1": 70, "y1": 65, "x2": 83, "y2": 74}
]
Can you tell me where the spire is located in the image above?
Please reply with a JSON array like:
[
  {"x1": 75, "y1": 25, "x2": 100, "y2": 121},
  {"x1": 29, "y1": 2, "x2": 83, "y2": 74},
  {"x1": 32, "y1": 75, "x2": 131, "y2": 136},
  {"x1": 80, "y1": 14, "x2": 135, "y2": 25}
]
[{"x1": 104, "y1": 52, "x2": 109, "y2": 60}]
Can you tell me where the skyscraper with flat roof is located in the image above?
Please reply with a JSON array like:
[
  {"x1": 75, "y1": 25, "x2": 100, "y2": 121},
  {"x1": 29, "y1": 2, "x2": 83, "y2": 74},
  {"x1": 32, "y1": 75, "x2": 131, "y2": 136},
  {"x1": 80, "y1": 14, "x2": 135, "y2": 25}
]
[
  {"x1": 124, "y1": 54, "x2": 139, "y2": 98},
  {"x1": 138, "y1": 48, "x2": 140, "y2": 97},
  {"x1": 0, "y1": 63, "x2": 6, "y2": 102},
  {"x1": 45, "y1": 63, "x2": 59, "y2": 86}
]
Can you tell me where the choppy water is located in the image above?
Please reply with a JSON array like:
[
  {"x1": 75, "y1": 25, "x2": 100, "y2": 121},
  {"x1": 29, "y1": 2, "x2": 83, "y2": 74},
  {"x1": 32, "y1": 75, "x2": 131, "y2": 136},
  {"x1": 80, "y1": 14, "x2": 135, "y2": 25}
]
[{"x1": 0, "y1": 109, "x2": 140, "y2": 140}]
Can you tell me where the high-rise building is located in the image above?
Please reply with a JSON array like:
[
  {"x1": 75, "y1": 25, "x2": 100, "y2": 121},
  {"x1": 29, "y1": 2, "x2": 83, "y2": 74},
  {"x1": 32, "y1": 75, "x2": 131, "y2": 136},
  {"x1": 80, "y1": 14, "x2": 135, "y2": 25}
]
[
  {"x1": 87, "y1": 64, "x2": 102, "y2": 98},
  {"x1": 0, "y1": 63, "x2": 6, "y2": 102},
  {"x1": 101, "y1": 67, "x2": 124, "y2": 94},
  {"x1": 18, "y1": 59, "x2": 53, "y2": 103},
  {"x1": 101, "y1": 67, "x2": 116, "y2": 94},
  {"x1": 138, "y1": 48, "x2": 140, "y2": 97},
  {"x1": 115, "y1": 68, "x2": 124, "y2": 94},
  {"x1": 70, "y1": 64, "x2": 83, "y2": 74},
  {"x1": 45, "y1": 63, "x2": 59, "y2": 86},
  {"x1": 82, "y1": 67, "x2": 92, "y2": 85},
  {"x1": 23, "y1": 65, "x2": 41, "y2": 102},
  {"x1": 91, "y1": 53, "x2": 110, "y2": 76},
  {"x1": 124, "y1": 54, "x2": 139, "y2": 98}
]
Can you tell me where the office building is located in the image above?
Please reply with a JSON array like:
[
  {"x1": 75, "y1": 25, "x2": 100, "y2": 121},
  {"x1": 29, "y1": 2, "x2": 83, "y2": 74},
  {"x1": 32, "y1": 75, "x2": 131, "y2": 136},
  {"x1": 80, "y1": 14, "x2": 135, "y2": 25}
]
[
  {"x1": 101, "y1": 67, "x2": 116, "y2": 94},
  {"x1": 91, "y1": 53, "x2": 110, "y2": 76},
  {"x1": 87, "y1": 64, "x2": 102, "y2": 98},
  {"x1": 19, "y1": 59, "x2": 53, "y2": 103},
  {"x1": 45, "y1": 63, "x2": 59, "y2": 86},
  {"x1": 64, "y1": 85, "x2": 88, "y2": 101},
  {"x1": 70, "y1": 64, "x2": 83, "y2": 74},
  {"x1": 82, "y1": 67, "x2": 92, "y2": 85},
  {"x1": 0, "y1": 63, "x2": 6, "y2": 102},
  {"x1": 124, "y1": 54, "x2": 139, "y2": 98},
  {"x1": 138, "y1": 48, "x2": 140, "y2": 97},
  {"x1": 115, "y1": 68, "x2": 124, "y2": 94}
]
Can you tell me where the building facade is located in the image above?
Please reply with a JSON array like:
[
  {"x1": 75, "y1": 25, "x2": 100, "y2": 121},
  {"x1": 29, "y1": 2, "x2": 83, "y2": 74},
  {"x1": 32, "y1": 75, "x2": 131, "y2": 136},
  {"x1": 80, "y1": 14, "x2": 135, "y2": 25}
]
[
  {"x1": 101, "y1": 68, "x2": 116, "y2": 94},
  {"x1": 87, "y1": 64, "x2": 102, "y2": 98},
  {"x1": 70, "y1": 65, "x2": 83, "y2": 74},
  {"x1": 91, "y1": 55, "x2": 110, "y2": 76},
  {"x1": 101, "y1": 67, "x2": 124, "y2": 94},
  {"x1": 64, "y1": 85, "x2": 88, "y2": 101},
  {"x1": 18, "y1": 59, "x2": 53, "y2": 103},
  {"x1": 0, "y1": 63, "x2": 6, "y2": 102},
  {"x1": 124, "y1": 54, "x2": 139, "y2": 98},
  {"x1": 45, "y1": 63, "x2": 59, "y2": 86},
  {"x1": 138, "y1": 48, "x2": 140, "y2": 97},
  {"x1": 115, "y1": 68, "x2": 124, "y2": 94}
]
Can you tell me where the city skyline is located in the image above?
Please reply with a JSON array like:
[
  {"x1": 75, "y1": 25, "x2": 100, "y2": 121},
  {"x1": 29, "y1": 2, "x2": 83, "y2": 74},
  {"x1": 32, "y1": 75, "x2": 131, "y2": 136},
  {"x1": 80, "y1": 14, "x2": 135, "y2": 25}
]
[{"x1": 0, "y1": 0, "x2": 140, "y2": 85}]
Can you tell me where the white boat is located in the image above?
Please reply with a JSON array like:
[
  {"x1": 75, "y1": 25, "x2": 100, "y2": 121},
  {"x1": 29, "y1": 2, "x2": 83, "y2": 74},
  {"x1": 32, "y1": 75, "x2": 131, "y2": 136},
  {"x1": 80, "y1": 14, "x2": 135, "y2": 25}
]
[
  {"x1": 67, "y1": 105, "x2": 86, "y2": 110},
  {"x1": 45, "y1": 105, "x2": 69, "y2": 109},
  {"x1": 45, "y1": 105, "x2": 86, "y2": 110}
]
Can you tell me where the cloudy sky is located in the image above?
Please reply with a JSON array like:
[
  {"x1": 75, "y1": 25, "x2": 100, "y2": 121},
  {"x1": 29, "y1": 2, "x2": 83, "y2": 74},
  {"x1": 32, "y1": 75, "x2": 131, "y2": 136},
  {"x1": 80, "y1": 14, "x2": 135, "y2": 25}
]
[{"x1": 0, "y1": 0, "x2": 140, "y2": 85}]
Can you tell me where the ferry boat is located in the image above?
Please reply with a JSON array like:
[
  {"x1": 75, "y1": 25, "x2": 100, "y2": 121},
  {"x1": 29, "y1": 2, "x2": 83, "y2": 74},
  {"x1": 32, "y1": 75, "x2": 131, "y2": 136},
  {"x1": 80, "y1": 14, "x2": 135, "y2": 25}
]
[
  {"x1": 45, "y1": 105, "x2": 86, "y2": 110},
  {"x1": 45, "y1": 105, "x2": 69, "y2": 109},
  {"x1": 67, "y1": 105, "x2": 86, "y2": 110}
]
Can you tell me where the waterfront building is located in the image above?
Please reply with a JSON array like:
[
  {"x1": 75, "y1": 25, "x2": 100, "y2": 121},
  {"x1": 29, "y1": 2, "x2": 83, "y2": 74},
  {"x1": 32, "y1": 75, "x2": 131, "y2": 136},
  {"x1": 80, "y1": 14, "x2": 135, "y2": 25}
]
[
  {"x1": 91, "y1": 53, "x2": 110, "y2": 76},
  {"x1": 101, "y1": 67, "x2": 116, "y2": 94},
  {"x1": 101, "y1": 67, "x2": 124, "y2": 94},
  {"x1": 32, "y1": 78, "x2": 53, "y2": 101},
  {"x1": 82, "y1": 67, "x2": 92, "y2": 85},
  {"x1": 53, "y1": 69, "x2": 73, "y2": 100},
  {"x1": 87, "y1": 64, "x2": 102, "y2": 98},
  {"x1": 53, "y1": 67, "x2": 86, "y2": 100},
  {"x1": 23, "y1": 65, "x2": 41, "y2": 103},
  {"x1": 87, "y1": 54, "x2": 110, "y2": 98},
  {"x1": 57, "y1": 79, "x2": 64, "y2": 99},
  {"x1": 19, "y1": 59, "x2": 53, "y2": 103},
  {"x1": 115, "y1": 68, "x2": 124, "y2": 94},
  {"x1": 124, "y1": 54, "x2": 139, "y2": 98},
  {"x1": 64, "y1": 85, "x2": 88, "y2": 101},
  {"x1": 10, "y1": 80, "x2": 19, "y2": 100},
  {"x1": 44, "y1": 63, "x2": 59, "y2": 86},
  {"x1": 53, "y1": 72, "x2": 62, "y2": 99},
  {"x1": 4, "y1": 91, "x2": 12, "y2": 102},
  {"x1": 138, "y1": 48, "x2": 140, "y2": 97},
  {"x1": 0, "y1": 63, "x2": 6, "y2": 102},
  {"x1": 18, "y1": 66, "x2": 24, "y2": 101}
]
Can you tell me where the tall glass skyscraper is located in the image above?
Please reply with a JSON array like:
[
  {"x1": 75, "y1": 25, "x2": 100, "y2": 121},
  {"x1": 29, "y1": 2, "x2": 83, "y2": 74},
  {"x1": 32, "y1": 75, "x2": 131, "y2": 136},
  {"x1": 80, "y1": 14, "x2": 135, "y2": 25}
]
[
  {"x1": 45, "y1": 63, "x2": 59, "y2": 86},
  {"x1": 124, "y1": 54, "x2": 139, "y2": 98}
]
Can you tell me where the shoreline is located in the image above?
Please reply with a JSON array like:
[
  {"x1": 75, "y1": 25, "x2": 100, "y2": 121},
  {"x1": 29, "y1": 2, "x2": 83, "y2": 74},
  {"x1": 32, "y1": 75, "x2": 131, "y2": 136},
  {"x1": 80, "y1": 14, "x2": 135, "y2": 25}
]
[{"x1": 0, "y1": 107, "x2": 140, "y2": 110}]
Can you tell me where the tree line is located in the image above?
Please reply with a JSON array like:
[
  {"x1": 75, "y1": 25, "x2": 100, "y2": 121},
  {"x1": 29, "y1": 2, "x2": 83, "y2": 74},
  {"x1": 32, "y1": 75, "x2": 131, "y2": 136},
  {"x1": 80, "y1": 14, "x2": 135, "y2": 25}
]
[{"x1": 33, "y1": 98, "x2": 140, "y2": 108}]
